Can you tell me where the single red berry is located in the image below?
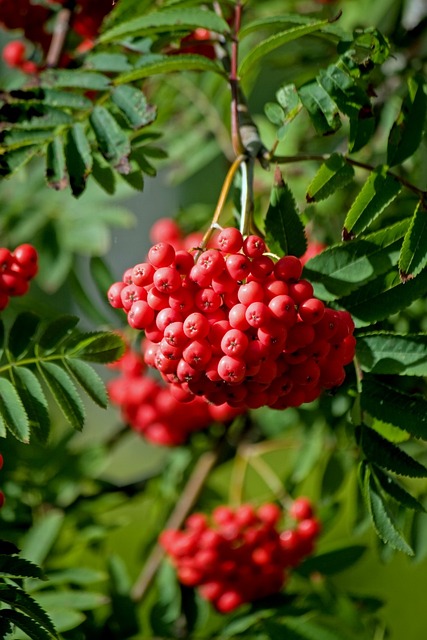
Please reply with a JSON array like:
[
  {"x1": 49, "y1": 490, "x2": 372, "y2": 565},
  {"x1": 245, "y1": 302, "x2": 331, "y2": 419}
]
[
  {"x1": 148, "y1": 242, "x2": 175, "y2": 267},
  {"x1": 290, "y1": 497, "x2": 314, "y2": 521},
  {"x1": 2, "y1": 40, "x2": 26, "y2": 67}
]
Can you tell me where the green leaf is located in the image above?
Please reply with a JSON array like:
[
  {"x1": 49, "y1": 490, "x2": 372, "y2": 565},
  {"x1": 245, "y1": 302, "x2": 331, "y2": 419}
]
[
  {"x1": 239, "y1": 20, "x2": 329, "y2": 78},
  {"x1": 356, "y1": 331, "x2": 427, "y2": 376},
  {"x1": 44, "y1": 567, "x2": 106, "y2": 587},
  {"x1": 0, "y1": 377, "x2": 30, "y2": 443},
  {"x1": 42, "y1": 89, "x2": 93, "y2": 110},
  {"x1": 343, "y1": 167, "x2": 401, "y2": 238},
  {"x1": 21, "y1": 511, "x2": 64, "y2": 566},
  {"x1": 361, "y1": 376, "x2": 427, "y2": 440},
  {"x1": 35, "y1": 590, "x2": 108, "y2": 611},
  {"x1": 8, "y1": 312, "x2": 40, "y2": 359},
  {"x1": 265, "y1": 167, "x2": 307, "y2": 257},
  {"x1": 373, "y1": 467, "x2": 426, "y2": 513},
  {"x1": 387, "y1": 75, "x2": 427, "y2": 167},
  {"x1": 359, "y1": 424, "x2": 427, "y2": 477},
  {"x1": 46, "y1": 136, "x2": 67, "y2": 191},
  {"x1": 0, "y1": 609, "x2": 56, "y2": 640},
  {"x1": 12, "y1": 367, "x2": 50, "y2": 445},
  {"x1": 63, "y1": 358, "x2": 108, "y2": 408},
  {"x1": 91, "y1": 155, "x2": 116, "y2": 194},
  {"x1": 239, "y1": 13, "x2": 341, "y2": 39},
  {"x1": 360, "y1": 462, "x2": 414, "y2": 555},
  {"x1": 0, "y1": 105, "x2": 73, "y2": 131},
  {"x1": 0, "y1": 585, "x2": 57, "y2": 636},
  {"x1": 90, "y1": 106, "x2": 131, "y2": 174},
  {"x1": 67, "y1": 331, "x2": 125, "y2": 364},
  {"x1": 37, "y1": 315, "x2": 79, "y2": 351},
  {"x1": 0, "y1": 555, "x2": 44, "y2": 580},
  {"x1": 40, "y1": 69, "x2": 111, "y2": 90},
  {"x1": 298, "y1": 81, "x2": 341, "y2": 135},
  {"x1": 399, "y1": 201, "x2": 427, "y2": 281},
  {"x1": 111, "y1": 85, "x2": 156, "y2": 129},
  {"x1": 265, "y1": 618, "x2": 345, "y2": 640},
  {"x1": 85, "y1": 52, "x2": 132, "y2": 72},
  {"x1": 99, "y1": 7, "x2": 230, "y2": 43},
  {"x1": 306, "y1": 154, "x2": 354, "y2": 202},
  {"x1": 114, "y1": 54, "x2": 223, "y2": 84},
  {"x1": 69, "y1": 270, "x2": 114, "y2": 326},
  {"x1": 275, "y1": 83, "x2": 302, "y2": 126},
  {"x1": 297, "y1": 545, "x2": 367, "y2": 577},
  {"x1": 339, "y1": 266, "x2": 427, "y2": 326},
  {"x1": 65, "y1": 123, "x2": 93, "y2": 198},
  {"x1": 303, "y1": 218, "x2": 408, "y2": 300},
  {"x1": 0, "y1": 541, "x2": 20, "y2": 555},
  {"x1": 0, "y1": 146, "x2": 39, "y2": 178},
  {"x1": 37, "y1": 362, "x2": 85, "y2": 431}
]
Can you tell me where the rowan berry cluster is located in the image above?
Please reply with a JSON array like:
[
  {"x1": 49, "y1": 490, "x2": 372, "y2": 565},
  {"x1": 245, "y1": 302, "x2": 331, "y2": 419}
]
[
  {"x1": 108, "y1": 343, "x2": 242, "y2": 446},
  {"x1": 160, "y1": 498, "x2": 321, "y2": 613},
  {"x1": 108, "y1": 224, "x2": 355, "y2": 411},
  {"x1": 0, "y1": 244, "x2": 38, "y2": 310}
]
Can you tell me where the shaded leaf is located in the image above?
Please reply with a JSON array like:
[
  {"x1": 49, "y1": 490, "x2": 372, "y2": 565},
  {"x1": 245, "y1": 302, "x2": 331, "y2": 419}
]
[
  {"x1": 63, "y1": 358, "x2": 108, "y2": 408},
  {"x1": 306, "y1": 154, "x2": 354, "y2": 202},
  {"x1": 399, "y1": 201, "x2": 427, "y2": 281},
  {"x1": 0, "y1": 555, "x2": 44, "y2": 580},
  {"x1": 387, "y1": 75, "x2": 427, "y2": 167},
  {"x1": 360, "y1": 424, "x2": 427, "y2": 477},
  {"x1": 297, "y1": 545, "x2": 366, "y2": 577},
  {"x1": 0, "y1": 377, "x2": 30, "y2": 443},
  {"x1": 65, "y1": 123, "x2": 93, "y2": 198},
  {"x1": 38, "y1": 315, "x2": 79, "y2": 351},
  {"x1": 373, "y1": 467, "x2": 426, "y2": 513},
  {"x1": 8, "y1": 312, "x2": 40, "y2": 359},
  {"x1": 0, "y1": 609, "x2": 56, "y2": 640},
  {"x1": 90, "y1": 106, "x2": 131, "y2": 173},
  {"x1": 0, "y1": 145, "x2": 39, "y2": 178},
  {"x1": 298, "y1": 82, "x2": 341, "y2": 135},
  {"x1": 37, "y1": 362, "x2": 85, "y2": 431},
  {"x1": 67, "y1": 331, "x2": 125, "y2": 364},
  {"x1": 356, "y1": 331, "x2": 427, "y2": 376},
  {"x1": 111, "y1": 85, "x2": 156, "y2": 129},
  {"x1": 46, "y1": 137, "x2": 67, "y2": 190},
  {"x1": 91, "y1": 155, "x2": 116, "y2": 194},
  {"x1": 265, "y1": 167, "x2": 307, "y2": 257},
  {"x1": 0, "y1": 585, "x2": 56, "y2": 636},
  {"x1": 13, "y1": 367, "x2": 50, "y2": 445}
]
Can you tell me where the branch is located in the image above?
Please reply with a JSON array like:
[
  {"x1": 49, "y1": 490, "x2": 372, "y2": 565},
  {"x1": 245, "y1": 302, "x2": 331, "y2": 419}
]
[{"x1": 45, "y1": 4, "x2": 75, "y2": 68}]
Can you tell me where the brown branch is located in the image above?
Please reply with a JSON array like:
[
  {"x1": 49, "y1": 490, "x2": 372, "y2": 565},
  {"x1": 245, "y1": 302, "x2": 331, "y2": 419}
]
[{"x1": 45, "y1": 5, "x2": 75, "y2": 68}]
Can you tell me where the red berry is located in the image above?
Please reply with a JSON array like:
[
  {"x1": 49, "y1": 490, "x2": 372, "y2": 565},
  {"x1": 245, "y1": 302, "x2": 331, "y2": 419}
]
[
  {"x1": 2, "y1": 40, "x2": 26, "y2": 67},
  {"x1": 290, "y1": 497, "x2": 314, "y2": 521}
]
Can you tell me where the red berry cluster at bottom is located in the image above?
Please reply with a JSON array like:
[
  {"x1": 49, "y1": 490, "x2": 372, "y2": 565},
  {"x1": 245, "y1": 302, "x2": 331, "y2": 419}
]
[
  {"x1": 0, "y1": 244, "x2": 38, "y2": 310},
  {"x1": 108, "y1": 345, "x2": 243, "y2": 446},
  {"x1": 159, "y1": 499, "x2": 321, "y2": 613}
]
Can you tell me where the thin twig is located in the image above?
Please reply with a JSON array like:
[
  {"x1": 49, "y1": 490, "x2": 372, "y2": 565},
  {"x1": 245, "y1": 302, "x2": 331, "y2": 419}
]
[{"x1": 46, "y1": 5, "x2": 75, "y2": 68}]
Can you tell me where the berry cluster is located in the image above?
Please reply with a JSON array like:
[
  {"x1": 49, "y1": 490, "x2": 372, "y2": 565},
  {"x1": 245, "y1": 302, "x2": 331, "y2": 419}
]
[
  {"x1": 160, "y1": 498, "x2": 321, "y2": 613},
  {"x1": 108, "y1": 226, "x2": 355, "y2": 411},
  {"x1": 108, "y1": 343, "x2": 242, "y2": 446},
  {"x1": 0, "y1": 244, "x2": 38, "y2": 310}
]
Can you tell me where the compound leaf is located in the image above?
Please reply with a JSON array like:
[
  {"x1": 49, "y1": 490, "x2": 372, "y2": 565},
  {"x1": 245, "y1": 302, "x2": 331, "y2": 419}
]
[
  {"x1": 63, "y1": 358, "x2": 108, "y2": 408},
  {"x1": 359, "y1": 424, "x2": 427, "y2": 478}
]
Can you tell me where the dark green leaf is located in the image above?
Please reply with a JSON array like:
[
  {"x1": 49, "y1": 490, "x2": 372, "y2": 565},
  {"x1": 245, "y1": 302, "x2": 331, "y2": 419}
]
[
  {"x1": 0, "y1": 377, "x2": 30, "y2": 443},
  {"x1": 8, "y1": 312, "x2": 40, "y2": 359},
  {"x1": 343, "y1": 167, "x2": 401, "y2": 237},
  {"x1": 360, "y1": 424, "x2": 427, "y2": 477},
  {"x1": 42, "y1": 89, "x2": 92, "y2": 110},
  {"x1": 63, "y1": 358, "x2": 108, "y2": 408},
  {"x1": 12, "y1": 367, "x2": 50, "y2": 445},
  {"x1": 265, "y1": 618, "x2": 344, "y2": 640},
  {"x1": 297, "y1": 545, "x2": 366, "y2": 577},
  {"x1": 85, "y1": 52, "x2": 132, "y2": 72},
  {"x1": 239, "y1": 20, "x2": 329, "y2": 78},
  {"x1": 115, "y1": 54, "x2": 224, "y2": 84},
  {"x1": 112, "y1": 85, "x2": 156, "y2": 130},
  {"x1": 0, "y1": 106, "x2": 73, "y2": 131},
  {"x1": 90, "y1": 106, "x2": 131, "y2": 173},
  {"x1": 46, "y1": 137, "x2": 67, "y2": 190},
  {"x1": 0, "y1": 146, "x2": 39, "y2": 178},
  {"x1": 0, "y1": 541, "x2": 20, "y2": 555},
  {"x1": 0, "y1": 555, "x2": 44, "y2": 579},
  {"x1": 360, "y1": 462, "x2": 414, "y2": 555},
  {"x1": 303, "y1": 218, "x2": 408, "y2": 300},
  {"x1": 298, "y1": 82, "x2": 341, "y2": 136},
  {"x1": 356, "y1": 331, "x2": 427, "y2": 376},
  {"x1": 373, "y1": 467, "x2": 426, "y2": 513},
  {"x1": 65, "y1": 123, "x2": 93, "y2": 198},
  {"x1": 99, "y1": 7, "x2": 230, "y2": 43},
  {"x1": 38, "y1": 315, "x2": 79, "y2": 351},
  {"x1": 37, "y1": 362, "x2": 85, "y2": 431},
  {"x1": 40, "y1": 69, "x2": 111, "y2": 90},
  {"x1": 0, "y1": 609, "x2": 56, "y2": 640},
  {"x1": 361, "y1": 376, "x2": 427, "y2": 440},
  {"x1": 69, "y1": 270, "x2": 114, "y2": 326},
  {"x1": 265, "y1": 167, "x2": 307, "y2": 257},
  {"x1": 67, "y1": 331, "x2": 125, "y2": 364},
  {"x1": 399, "y1": 201, "x2": 427, "y2": 281},
  {"x1": 91, "y1": 155, "x2": 116, "y2": 194},
  {"x1": 387, "y1": 75, "x2": 427, "y2": 167},
  {"x1": 306, "y1": 154, "x2": 354, "y2": 202},
  {"x1": 0, "y1": 585, "x2": 56, "y2": 636}
]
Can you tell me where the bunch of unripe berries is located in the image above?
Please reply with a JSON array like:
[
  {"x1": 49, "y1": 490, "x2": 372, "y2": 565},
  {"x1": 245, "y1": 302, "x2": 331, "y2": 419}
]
[
  {"x1": 108, "y1": 344, "x2": 242, "y2": 447},
  {"x1": 0, "y1": 244, "x2": 38, "y2": 310},
  {"x1": 108, "y1": 224, "x2": 355, "y2": 411},
  {"x1": 160, "y1": 498, "x2": 321, "y2": 613}
]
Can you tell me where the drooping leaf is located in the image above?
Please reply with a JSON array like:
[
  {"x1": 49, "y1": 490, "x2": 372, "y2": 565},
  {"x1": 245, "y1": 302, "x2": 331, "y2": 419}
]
[
  {"x1": 359, "y1": 424, "x2": 427, "y2": 478},
  {"x1": 361, "y1": 375, "x2": 427, "y2": 440},
  {"x1": 63, "y1": 358, "x2": 108, "y2": 408},
  {"x1": 37, "y1": 362, "x2": 85, "y2": 431},
  {"x1": 296, "y1": 545, "x2": 366, "y2": 577},
  {"x1": 45, "y1": 137, "x2": 67, "y2": 190},
  {"x1": 306, "y1": 154, "x2": 354, "y2": 202},
  {"x1": 67, "y1": 331, "x2": 125, "y2": 364},
  {"x1": 37, "y1": 315, "x2": 79, "y2": 352},
  {"x1": 373, "y1": 467, "x2": 426, "y2": 513},
  {"x1": 343, "y1": 167, "x2": 401, "y2": 238},
  {"x1": 8, "y1": 312, "x2": 40, "y2": 359},
  {"x1": 356, "y1": 331, "x2": 427, "y2": 376},
  {"x1": 65, "y1": 123, "x2": 93, "y2": 197},
  {"x1": 90, "y1": 106, "x2": 131, "y2": 174},
  {"x1": 0, "y1": 105, "x2": 73, "y2": 131},
  {"x1": 239, "y1": 20, "x2": 329, "y2": 78},
  {"x1": 0, "y1": 555, "x2": 45, "y2": 580},
  {"x1": 0, "y1": 609, "x2": 56, "y2": 640},
  {"x1": 298, "y1": 82, "x2": 341, "y2": 135},
  {"x1": 399, "y1": 201, "x2": 427, "y2": 281},
  {"x1": 360, "y1": 462, "x2": 414, "y2": 555},
  {"x1": 12, "y1": 367, "x2": 50, "y2": 445},
  {"x1": 114, "y1": 54, "x2": 224, "y2": 84},
  {"x1": 0, "y1": 145, "x2": 39, "y2": 178},
  {"x1": 0, "y1": 585, "x2": 57, "y2": 636},
  {"x1": 265, "y1": 167, "x2": 307, "y2": 257},
  {"x1": 111, "y1": 85, "x2": 156, "y2": 130},
  {"x1": 91, "y1": 155, "x2": 116, "y2": 194},
  {"x1": 0, "y1": 377, "x2": 30, "y2": 443},
  {"x1": 99, "y1": 7, "x2": 230, "y2": 43},
  {"x1": 387, "y1": 75, "x2": 427, "y2": 167}
]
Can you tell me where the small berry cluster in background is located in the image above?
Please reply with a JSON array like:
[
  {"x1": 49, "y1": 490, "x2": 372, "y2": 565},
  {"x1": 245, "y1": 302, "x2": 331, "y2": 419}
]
[
  {"x1": 0, "y1": 454, "x2": 4, "y2": 509},
  {"x1": 108, "y1": 343, "x2": 243, "y2": 447},
  {"x1": 108, "y1": 225, "x2": 356, "y2": 412},
  {"x1": 0, "y1": 244, "x2": 38, "y2": 310},
  {"x1": 160, "y1": 498, "x2": 321, "y2": 613}
]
